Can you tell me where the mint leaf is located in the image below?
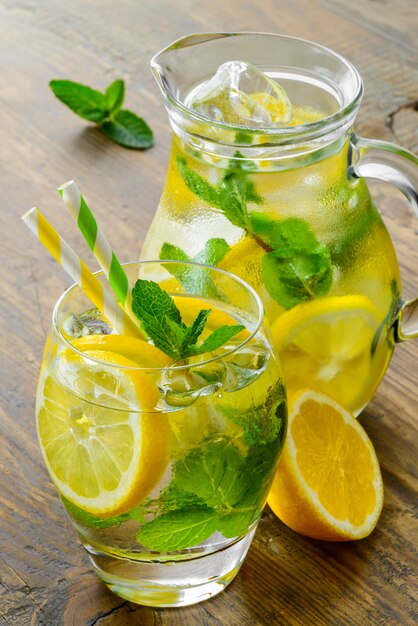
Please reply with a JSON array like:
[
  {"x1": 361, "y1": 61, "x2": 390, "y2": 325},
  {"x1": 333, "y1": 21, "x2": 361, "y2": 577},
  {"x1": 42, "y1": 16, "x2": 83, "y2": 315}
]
[
  {"x1": 138, "y1": 508, "x2": 218, "y2": 551},
  {"x1": 192, "y1": 324, "x2": 244, "y2": 356},
  {"x1": 220, "y1": 381, "x2": 286, "y2": 446},
  {"x1": 50, "y1": 78, "x2": 153, "y2": 150},
  {"x1": 218, "y1": 155, "x2": 262, "y2": 229},
  {"x1": 246, "y1": 440, "x2": 282, "y2": 495},
  {"x1": 182, "y1": 309, "x2": 211, "y2": 348},
  {"x1": 175, "y1": 439, "x2": 247, "y2": 508},
  {"x1": 101, "y1": 110, "x2": 153, "y2": 149},
  {"x1": 329, "y1": 184, "x2": 381, "y2": 265},
  {"x1": 176, "y1": 155, "x2": 261, "y2": 231},
  {"x1": 234, "y1": 131, "x2": 253, "y2": 144},
  {"x1": 219, "y1": 437, "x2": 284, "y2": 538},
  {"x1": 131, "y1": 279, "x2": 185, "y2": 359},
  {"x1": 263, "y1": 249, "x2": 333, "y2": 309},
  {"x1": 160, "y1": 239, "x2": 230, "y2": 298},
  {"x1": 160, "y1": 242, "x2": 190, "y2": 264},
  {"x1": 251, "y1": 215, "x2": 333, "y2": 309},
  {"x1": 158, "y1": 483, "x2": 208, "y2": 513},
  {"x1": 165, "y1": 316, "x2": 187, "y2": 352},
  {"x1": 62, "y1": 497, "x2": 131, "y2": 528},
  {"x1": 105, "y1": 79, "x2": 125, "y2": 115},
  {"x1": 177, "y1": 156, "x2": 220, "y2": 206},
  {"x1": 131, "y1": 279, "x2": 245, "y2": 360},
  {"x1": 218, "y1": 492, "x2": 260, "y2": 538},
  {"x1": 193, "y1": 238, "x2": 230, "y2": 266},
  {"x1": 250, "y1": 214, "x2": 319, "y2": 251},
  {"x1": 50, "y1": 80, "x2": 108, "y2": 123}
]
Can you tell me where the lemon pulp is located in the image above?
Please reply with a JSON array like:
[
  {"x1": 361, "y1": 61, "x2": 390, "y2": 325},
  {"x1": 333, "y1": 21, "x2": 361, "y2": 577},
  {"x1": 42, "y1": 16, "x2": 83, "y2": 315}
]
[{"x1": 267, "y1": 388, "x2": 384, "y2": 541}]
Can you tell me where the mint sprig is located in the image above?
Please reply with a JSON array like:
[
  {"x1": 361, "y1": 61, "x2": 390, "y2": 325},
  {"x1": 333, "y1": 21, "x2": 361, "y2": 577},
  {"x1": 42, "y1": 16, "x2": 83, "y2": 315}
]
[
  {"x1": 137, "y1": 432, "x2": 282, "y2": 551},
  {"x1": 176, "y1": 155, "x2": 335, "y2": 309},
  {"x1": 50, "y1": 79, "x2": 153, "y2": 149},
  {"x1": 131, "y1": 279, "x2": 244, "y2": 360},
  {"x1": 252, "y1": 214, "x2": 333, "y2": 309},
  {"x1": 177, "y1": 153, "x2": 261, "y2": 231}
]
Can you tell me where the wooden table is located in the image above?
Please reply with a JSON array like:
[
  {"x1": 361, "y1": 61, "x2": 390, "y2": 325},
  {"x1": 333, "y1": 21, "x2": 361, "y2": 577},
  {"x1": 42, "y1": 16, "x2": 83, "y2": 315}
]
[{"x1": 1, "y1": 1, "x2": 417, "y2": 624}]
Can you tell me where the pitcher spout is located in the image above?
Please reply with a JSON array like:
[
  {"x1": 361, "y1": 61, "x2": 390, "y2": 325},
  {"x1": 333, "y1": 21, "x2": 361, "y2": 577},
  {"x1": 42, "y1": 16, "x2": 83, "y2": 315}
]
[{"x1": 150, "y1": 33, "x2": 228, "y2": 103}]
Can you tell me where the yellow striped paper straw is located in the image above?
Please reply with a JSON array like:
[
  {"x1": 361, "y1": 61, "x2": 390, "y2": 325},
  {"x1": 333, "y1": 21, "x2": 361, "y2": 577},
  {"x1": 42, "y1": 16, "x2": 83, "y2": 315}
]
[
  {"x1": 57, "y1": 180, "x2": 136, "y2": 323},
  {"x1": 21, "y1": 207, "x2": 142, "y2": 338}
]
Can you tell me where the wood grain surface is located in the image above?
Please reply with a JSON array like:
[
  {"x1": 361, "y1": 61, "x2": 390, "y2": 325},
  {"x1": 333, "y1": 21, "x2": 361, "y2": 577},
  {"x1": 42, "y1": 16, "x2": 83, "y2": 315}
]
[{"x1": 1, "y1": 1, "x2": 417, "y2": 624}]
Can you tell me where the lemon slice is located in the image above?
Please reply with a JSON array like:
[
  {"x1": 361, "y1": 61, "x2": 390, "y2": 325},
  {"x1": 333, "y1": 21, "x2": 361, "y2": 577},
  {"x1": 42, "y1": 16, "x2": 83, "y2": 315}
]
[
  {"x1": 271, "y1": 295, "x2": 383, "y2": 413},
  {"x1": 267, "y1": 389, "x2": 384, "y2": 540},
  {"x1": 37, "y1": 349, "x2": 170, "y2": 517},
  {"x1": 218, "y1": 236, "x2": 264, "y2": 286},
  {"x1": 248, "y1": 90, "x2": 292, "y2": 125},
  {"x1": 71, "y1": 335, "x2": 173, "y2": 368}
]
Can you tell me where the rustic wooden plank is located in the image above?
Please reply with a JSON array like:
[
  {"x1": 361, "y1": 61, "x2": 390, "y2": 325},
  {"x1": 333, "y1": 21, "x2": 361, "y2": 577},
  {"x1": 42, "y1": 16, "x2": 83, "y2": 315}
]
[{"x1": 0, "y1": 0, "x2": 417, "y2": 624}]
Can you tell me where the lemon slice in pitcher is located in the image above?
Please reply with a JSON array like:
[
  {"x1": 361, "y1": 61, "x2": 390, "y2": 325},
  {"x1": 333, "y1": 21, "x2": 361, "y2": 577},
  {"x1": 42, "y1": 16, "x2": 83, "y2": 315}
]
[
  {"x1": 37, "y1": 349, "x2": 170, "y2": 517},
  {"x1": 271, "y1": 295, "x2": 383, "y2": 412}
]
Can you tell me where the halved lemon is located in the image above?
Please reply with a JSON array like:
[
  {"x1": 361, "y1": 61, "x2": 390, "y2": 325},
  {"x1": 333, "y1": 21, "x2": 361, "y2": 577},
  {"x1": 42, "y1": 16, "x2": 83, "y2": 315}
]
[
  {"x1": 37, "y1": 349, "x2": 170, "y2": 517},
  {"x1": 271, "y1": 295, "x2": 383, "y2": 413},
  {"x1": 267, "y1": 389, "x2": 384, "y2": 541}
]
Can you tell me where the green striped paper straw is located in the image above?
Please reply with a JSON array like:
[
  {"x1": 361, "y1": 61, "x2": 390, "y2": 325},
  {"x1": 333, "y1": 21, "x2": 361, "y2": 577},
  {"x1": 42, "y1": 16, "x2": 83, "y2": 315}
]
[
  {"x1": 57, "y1": 180, "x2": 136, "y2": 323},
  {"x1": 21, "y1": 207, "x2": 142, "y2": 338}
]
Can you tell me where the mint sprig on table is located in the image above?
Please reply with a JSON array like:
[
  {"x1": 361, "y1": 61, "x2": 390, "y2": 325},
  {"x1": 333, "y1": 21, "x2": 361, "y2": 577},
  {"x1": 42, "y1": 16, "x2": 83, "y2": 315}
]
[
  {"x1": 131, "y1": 279, "x2": 244, "y2": 360},
  {"x1": 49, "y1": 79, "x2": 153, "y2": 149},
  {"x1": 175, "y1": 155, "x2": 334, "y2": 309}
]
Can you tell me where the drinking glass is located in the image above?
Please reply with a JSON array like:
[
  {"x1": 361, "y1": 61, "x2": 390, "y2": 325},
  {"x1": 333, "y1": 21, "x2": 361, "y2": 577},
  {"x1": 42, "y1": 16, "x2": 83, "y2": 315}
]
[{"x1": 36, "y1": 260, "x2": 286, "y2": 607}]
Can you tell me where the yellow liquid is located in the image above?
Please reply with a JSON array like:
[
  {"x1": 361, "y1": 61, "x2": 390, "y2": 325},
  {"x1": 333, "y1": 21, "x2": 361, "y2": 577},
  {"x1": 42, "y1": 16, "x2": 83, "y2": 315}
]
[{"x1": 142, "y1": 111, "x2": 401, "y2": 414}]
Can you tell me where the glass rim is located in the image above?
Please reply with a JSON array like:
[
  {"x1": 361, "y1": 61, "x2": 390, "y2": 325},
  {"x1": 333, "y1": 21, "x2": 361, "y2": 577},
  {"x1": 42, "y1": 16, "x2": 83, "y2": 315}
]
[
  {"x1": 52, "y1": 259, "x2": 266, "y2": 372},
  {"x1": 151, "y1": 31, "x2": 364, "y2": 143}
]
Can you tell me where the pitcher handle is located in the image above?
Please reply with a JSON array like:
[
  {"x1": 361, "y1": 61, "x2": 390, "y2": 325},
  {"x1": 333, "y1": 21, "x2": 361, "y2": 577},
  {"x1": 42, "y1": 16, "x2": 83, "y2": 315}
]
[{"x1": 349, "y1": 134, "x2": 418, "y2": 341}]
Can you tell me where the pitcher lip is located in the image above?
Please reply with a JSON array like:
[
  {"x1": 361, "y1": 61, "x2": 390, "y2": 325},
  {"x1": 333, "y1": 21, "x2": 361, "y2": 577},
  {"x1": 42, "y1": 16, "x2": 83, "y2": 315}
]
[{"x1": 151, "y1": 32, "x2": 364, "y2": 143}]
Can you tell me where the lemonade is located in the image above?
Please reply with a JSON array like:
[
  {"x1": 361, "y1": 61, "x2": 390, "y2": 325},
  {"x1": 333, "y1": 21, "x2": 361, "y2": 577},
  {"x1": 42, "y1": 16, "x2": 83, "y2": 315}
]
[
  {"x1": 142, "y1": 129, "x2": 400, "y2": 414},
  {"x1": 35, "y1": 261, "x2": 286, "y2": 607},
  {"x1": 143, "y1": 32, "x2": 410, "y2": 415}
]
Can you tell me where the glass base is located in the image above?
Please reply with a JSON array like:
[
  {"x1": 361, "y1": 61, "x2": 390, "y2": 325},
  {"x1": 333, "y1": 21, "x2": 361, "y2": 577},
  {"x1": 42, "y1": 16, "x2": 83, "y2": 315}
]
[{"x1": 83, "y1": 528, "x2": 256, "y2": 607}]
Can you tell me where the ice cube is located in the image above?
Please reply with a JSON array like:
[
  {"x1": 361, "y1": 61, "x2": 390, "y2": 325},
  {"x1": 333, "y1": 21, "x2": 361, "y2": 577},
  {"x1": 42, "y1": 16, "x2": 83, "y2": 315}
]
[
  {"x1": 62, "y1": 308, "x2": 112, "y2": 339},
  {"x1": 186, "y1": 61, "x2": 292, "y2": 127},
  {"x1": 159, "y1": 366, "x2": 224, "y2": 410},
  {"x1": 223, "y1": 341, "x2": 269, "y2": 392}
]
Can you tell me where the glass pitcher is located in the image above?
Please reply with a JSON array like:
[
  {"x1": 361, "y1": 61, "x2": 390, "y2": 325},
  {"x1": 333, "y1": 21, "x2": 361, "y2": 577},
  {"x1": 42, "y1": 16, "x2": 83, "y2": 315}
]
[{"x1": 142, "y1": 32, "x2": 418, "y2": 415}]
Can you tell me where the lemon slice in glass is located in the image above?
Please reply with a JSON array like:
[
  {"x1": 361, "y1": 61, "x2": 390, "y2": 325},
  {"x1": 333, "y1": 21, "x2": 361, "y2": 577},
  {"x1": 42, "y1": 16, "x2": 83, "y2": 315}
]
[
  {"x1": 37, "y1": 349, "x2": 170, "y2": 517},
  {"x1": 71, "y1": 334, "x2": 173, "y2": 368}
]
